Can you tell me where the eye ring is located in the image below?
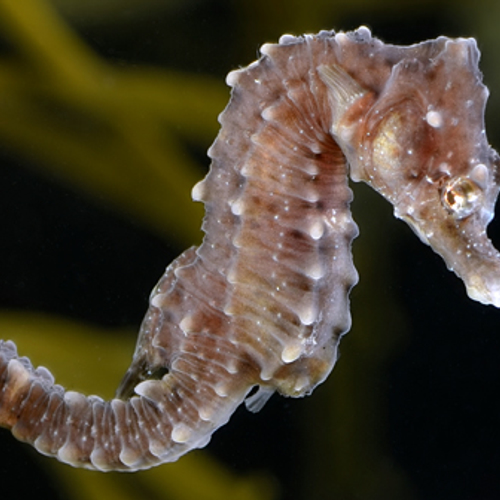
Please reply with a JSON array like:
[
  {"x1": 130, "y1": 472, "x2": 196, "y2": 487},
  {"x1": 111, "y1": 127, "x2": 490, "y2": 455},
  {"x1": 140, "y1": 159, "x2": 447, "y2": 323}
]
[{"x1": 442, "y1": 177, "x2": 482, "y2": 219}]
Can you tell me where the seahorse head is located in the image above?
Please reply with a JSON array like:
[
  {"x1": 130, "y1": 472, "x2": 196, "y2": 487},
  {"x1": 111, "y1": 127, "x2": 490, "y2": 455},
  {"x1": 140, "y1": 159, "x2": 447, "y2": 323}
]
[{"x1": 321, "y1": 36, "x2": 500, "y2": 306}]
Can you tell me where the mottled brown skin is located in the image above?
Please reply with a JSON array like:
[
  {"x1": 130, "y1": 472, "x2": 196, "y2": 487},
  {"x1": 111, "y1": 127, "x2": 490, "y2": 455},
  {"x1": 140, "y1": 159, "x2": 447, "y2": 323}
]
[
  {"x1": 1, "y1": 27, "x2": 499, "y2": 471},
  {"x1": 324, "y1": 32, "x2": 500, "y2": 304}
]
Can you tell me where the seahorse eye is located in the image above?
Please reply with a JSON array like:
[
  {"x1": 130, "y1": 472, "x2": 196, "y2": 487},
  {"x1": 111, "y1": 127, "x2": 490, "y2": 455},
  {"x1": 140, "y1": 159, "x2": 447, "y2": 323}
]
[{"x1": 442, "y1": 177, "x2": 482, "y2": 218}]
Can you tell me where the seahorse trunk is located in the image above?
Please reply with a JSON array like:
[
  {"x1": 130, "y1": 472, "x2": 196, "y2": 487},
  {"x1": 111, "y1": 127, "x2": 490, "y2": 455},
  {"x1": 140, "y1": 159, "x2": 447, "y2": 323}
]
[{"x1": 0, "y1": 31, "x2": 362, "y2": 470}]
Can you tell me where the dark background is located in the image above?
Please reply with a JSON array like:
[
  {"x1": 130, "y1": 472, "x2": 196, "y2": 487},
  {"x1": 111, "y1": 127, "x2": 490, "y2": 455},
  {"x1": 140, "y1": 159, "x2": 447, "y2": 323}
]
[{"x1": 1, "y1": 1, "x2": 500, "y2": 499}]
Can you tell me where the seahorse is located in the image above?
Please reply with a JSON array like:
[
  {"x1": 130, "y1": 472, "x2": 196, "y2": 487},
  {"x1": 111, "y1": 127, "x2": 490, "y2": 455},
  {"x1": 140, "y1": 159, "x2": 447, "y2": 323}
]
[{"x1": 1, "y1": 27, "x2": 499, "y2": 471}]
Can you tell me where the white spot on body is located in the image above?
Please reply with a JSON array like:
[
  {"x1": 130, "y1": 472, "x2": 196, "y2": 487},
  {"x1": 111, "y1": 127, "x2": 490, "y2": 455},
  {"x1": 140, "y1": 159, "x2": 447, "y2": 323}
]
[
  {"x1": 57, "y1": 442, "x2": 79, "y2": 465},
  {"x1": 179, "y1": 316, "x2": 194, "y2": 334},
  {"x1": 240, "y1": 163, "x2": 251, "y2": 176},
  {"x1": 191, "y1": 180, "x2": 206, "y2": 202},
  {"x1": 278, "y1": 34, "x2": 297, "y2": 45},
  {"x1": 298, "y1": 305, "x2": 317, "y2": 325},
  {"x1": 226, "y1": 359, "x2": 238, "y2": 374},
  {"x1": 151, "y1": 293, "x2": 167, "y2": 309},
  {"x1": 305, "y1": 188, "x2": 319, "y2": 203},
  {"x1": 261, "y1": 106, "x2": 276, "y2": 121},
  {"x1": 305, "y1": 162, "x2": 320, "y2": 175},
  {"x1": 214, "y1": 382, "x2": 229, "y2": 397},
  {"x1": 260, "y1": 367, "x2": 274, "y2": 381},
  {"x1": 171, "y1": 423, "x2": 193, "y2": 444},
  {"x1": 281, "y1": 343, "x2": 304, "y2": 363},
  {"x1": 309, "y1": 219, "x2": 324, "y2": 240},
  {"x1": 224, "y1": 305, "x2": 235, "y2": 316},
  {"x1": 293, "y1": 376, "x2": 310, "y2": 393},
  {"x1": 34, "y1": 366, "x2": 55, "y2": 385},
  {"x1": 120, "y1": 448, "x2": 141, "y2": 467},
  {"x1": 225, "y1": 70, "x2": 239, "y2": 87},
  {"x1": 335, "y1": 33, "x2": 349, "y2": 45},
  {"x1": 356, "y1": 26, "x2": 372, "y2": 40},
  {"x1": 470, "y1": 163, "x2": 489, "y2": 188},
  {"x1": 198, "y1": 406, "x2": 215, "y2": 422},
  {"x1": 425, "y1": 110, "x2": 443, "y2": 128},
  {"x1": 307, "y1": 262, "x2": 325, "y2": 280},
  {"x1": 230, "y1": 198, "x2": 244, "y2": 216},
  {"x1": 5, "y1": 359, "x2": 31, "y2": 395},
  {"x1": 64, "y1": 391, "x2": 85, "y2": 406},
  {"x1": 227, "y1": 268, "x2": 238, "y2": 284},
  {"x1": 134, "y1": 380, "x2": 160, "y2": 399},
  {"x1": 439, "y1": 162, "x2": 451, "y2": 175}
]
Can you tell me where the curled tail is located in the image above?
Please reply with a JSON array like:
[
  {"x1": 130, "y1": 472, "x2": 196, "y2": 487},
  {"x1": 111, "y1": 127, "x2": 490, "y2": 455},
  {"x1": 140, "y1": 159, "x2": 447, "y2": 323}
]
[{"x1": 0, "y1": 338, "x2": 253, "y2": 471}]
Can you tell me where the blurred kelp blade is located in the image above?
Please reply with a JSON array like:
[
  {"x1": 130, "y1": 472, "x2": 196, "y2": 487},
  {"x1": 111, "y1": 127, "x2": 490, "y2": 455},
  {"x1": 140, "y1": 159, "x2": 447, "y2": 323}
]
[
  {"x1": 0, "y1": 311, "x2": 134, "y2": 398},
  {"x1": 49, "y1": 0, "x2": 192, "y2": 24},
  {"x1": 0, "y1": 0, "x2": 229, "y2": 246},
  {"x1": 50, "y1": 453, "x2": 276, "y2": 500}
]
